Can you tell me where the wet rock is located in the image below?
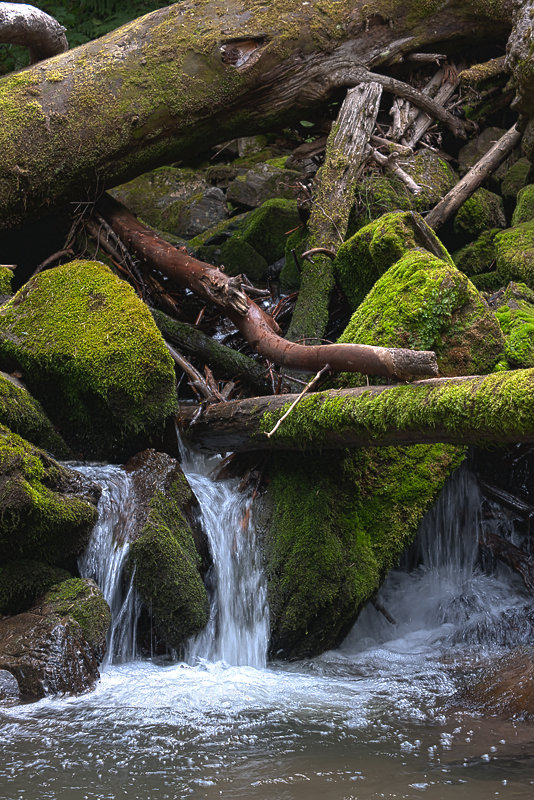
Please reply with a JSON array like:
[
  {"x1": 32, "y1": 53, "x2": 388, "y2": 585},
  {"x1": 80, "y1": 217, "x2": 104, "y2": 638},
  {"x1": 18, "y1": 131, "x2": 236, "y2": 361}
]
[
  {"x1": 169, "y1": 186, "x2": 228, "y2": 238},
  {"x1": 0, "y1": 669, "x2": 19, "y2": 705},
  {"x1": 124, "y1": 449, "x2": 210, "y2": 652},
  {"x1": 226, "y1": 163, "x2": 301, "y2": 209},
  {"x1": 0, "y1": 578, "x2": 110, "y2": 700},
  {"x1": 0, "y1": 426, "x2": 99, "y2": 565},
  {"x1": 456, "y1": 648, "x2": 534, "y2": 718},
  {"x1": 0, "y1": 260, "x2": 177, "y2": 460}
]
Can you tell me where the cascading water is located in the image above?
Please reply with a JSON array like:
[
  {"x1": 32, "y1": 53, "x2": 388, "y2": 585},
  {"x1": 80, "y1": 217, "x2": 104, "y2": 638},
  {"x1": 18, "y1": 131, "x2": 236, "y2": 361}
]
[
  {"x1": 3, "y1": 461, "x2": 534, "y2": 799},
  {"x1": 77, "y1": 464, "x2": 141, "y2": 665},
  {"x1": 181, "y1": 446, "x2": 269, "y2": 668}
]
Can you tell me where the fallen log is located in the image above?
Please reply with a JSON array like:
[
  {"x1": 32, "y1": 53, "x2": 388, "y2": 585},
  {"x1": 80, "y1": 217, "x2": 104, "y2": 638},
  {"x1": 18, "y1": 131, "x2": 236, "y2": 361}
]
[
  {"x1": 98, "y1": 194, "x2": 438, "y2": 381},
  {"x1": 0, "y1": 0, "x2": 515, "y2": 230},
  {"x1": 177, "y1": 368, "x2": 534, "y2": 453}
]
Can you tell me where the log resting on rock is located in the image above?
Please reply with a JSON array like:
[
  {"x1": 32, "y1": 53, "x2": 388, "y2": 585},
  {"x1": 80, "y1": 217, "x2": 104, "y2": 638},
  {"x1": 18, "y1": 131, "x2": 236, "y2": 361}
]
[
  {"x1": 0, "y1": 0, "x2": 515, "y2": 229},
  {"x1": 178, "y1": 368, "x2": 534, "y2": 453},
  {"x1": 99, "y1": 195, "x2": 438, "y2": 381}
]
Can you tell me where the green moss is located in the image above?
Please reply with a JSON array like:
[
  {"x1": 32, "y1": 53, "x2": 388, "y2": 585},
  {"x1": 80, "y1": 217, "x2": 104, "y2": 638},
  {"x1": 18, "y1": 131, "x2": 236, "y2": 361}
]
[
  {"x1": 44, "y1": 577, "x2": 111, "y2": 651},
  {"x1": 495, "y1": 220, "x2": 534, "y2": 289},
  {"x1": 512, "y1": 184, "x2": 534, "y2": 226},
  {"x1": 129, "y1": 470, "x2": 209, "y2": 650},
  {"x1": 338, "y1": 249, "x2": 504, "y2": 378},
  {"x1": 0, "y1": 260, "x2": 176, "y2": 459},
  {"x1": 267, "y1": 444, "x2": 464, "y2": 658},
  {"x1": 0, "y1": 372, "x2": 70, "y2": 457},
  {"x1": 0, "y1": 559, "x2": 70, "y2": 615},
  {"x1": 453, "y1": 228, "x2": 499, "y2": 276},
  {"x1": 501, "y1": 157, "x2": 531, "y2": 203},
  {"x1": 219, "y1": 237, "x2": 269, "y2": 283},
  {"x1": 334, "y1": 211, "x2": 453, "y2": 310},
  {"x1": 493, "y1": 282, "x2": 534, "y2": 368},
  {"x1": 454, "y1": 188, "x2": 505, "y2": 240},
  {"x1": 0, "y1": 265, "x2": 12, "y2": 296},
  {"x1": 0, "y1": 425, "x2": 98, "y2": 564},
  {"x1": 237, "y1": 198, "x2": 300, "y2": 264}
]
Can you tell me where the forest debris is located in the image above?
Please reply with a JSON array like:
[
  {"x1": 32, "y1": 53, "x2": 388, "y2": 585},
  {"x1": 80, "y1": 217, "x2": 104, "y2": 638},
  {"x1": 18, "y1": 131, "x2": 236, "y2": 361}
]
[
  {"x1": 425, "y1": 123, "x2": 522, "y2": 230},
  {"x1": 265, "y1": 364, "x2": 331, "y2": 438},
  {"x1": 372, "y1": 149, "x2": 422, "y2": 194}
]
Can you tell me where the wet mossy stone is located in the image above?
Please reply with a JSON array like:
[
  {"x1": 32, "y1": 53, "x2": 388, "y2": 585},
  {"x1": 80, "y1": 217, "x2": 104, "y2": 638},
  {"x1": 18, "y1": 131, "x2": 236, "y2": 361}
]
[
  {"x1": 334, "y1": 211, "x2": 453, "y2": 310},
  {"x1": 494, "y1": 220, "x2": 534, "y2": 289},
  {"x1": 0, "y1": 577, "x2": 110, "y2": 699},
  {"x1": 126, "y1": 450, "x2": 210, "y2": 652},
  {"x1": 0, "y1": 371, "x2": 69, "y2": 457},
  {"x1": 338, "y1": 249, "x2": 505, "y2": 378},
  {"x1": 501, "y1": 157, "x2": 531, "y2": 205},
  {"x1": 512, "y1": 184, "x2": 534, "y2": 226},
  {"x1": 0, "y1": 425, "x2": 99, "y2": 564},
  {"x1": 266, "y1": 445, "x2": 464, "y2": 660},
  {"x1": 0, "y1": 560, "x2": 70, "y2": 615},
  {"x1": 237, "y1": 198, "x2": 300, "y2": 265},
  {"x1": 0, "y1": 260, "x2": 177, "y2": 460},
  {"x1": 350, "y1": 151, "x2": 457, "y2": 233},
  {"x1": 453, "y1": 188, "x2": 505, "y2": 241},
  {"x1": 453, "y1": 229, "x2": 500, "y2": 277},
  {"x1": 492, "y1": 282, "x2": 534, "y2": 368}
]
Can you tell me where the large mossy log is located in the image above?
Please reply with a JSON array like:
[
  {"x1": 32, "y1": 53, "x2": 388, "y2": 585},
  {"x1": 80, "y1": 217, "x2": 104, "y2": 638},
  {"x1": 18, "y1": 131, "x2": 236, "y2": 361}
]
[
  {"x1": 179, "y1": 368, "x2": 534, "y2": 453},
  {"x1": 0, "y1": 0, "x2": 515, "y2": 229}
]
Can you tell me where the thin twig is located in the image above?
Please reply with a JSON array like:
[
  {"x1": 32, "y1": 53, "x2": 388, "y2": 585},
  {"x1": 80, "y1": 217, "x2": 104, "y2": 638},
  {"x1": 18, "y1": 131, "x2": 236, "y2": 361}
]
[{"x1": 265, "y1": 364, "x2": 330, "y2": 438}]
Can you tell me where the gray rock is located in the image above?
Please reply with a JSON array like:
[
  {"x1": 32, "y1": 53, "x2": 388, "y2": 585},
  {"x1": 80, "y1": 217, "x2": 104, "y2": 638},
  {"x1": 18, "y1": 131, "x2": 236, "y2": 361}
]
[
  {"x1": 226, "y1": 163, "x2": 301, "y2": 208},
  {"x1": 0, "y1": 669, "x2": 20, "y2": 705}
]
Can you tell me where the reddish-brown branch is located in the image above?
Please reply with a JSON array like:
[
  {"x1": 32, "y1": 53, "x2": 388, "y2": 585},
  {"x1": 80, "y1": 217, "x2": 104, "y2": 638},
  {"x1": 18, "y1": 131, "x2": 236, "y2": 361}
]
[{"x1": 96, "y1": 194, "x2": 438, "y2": 382}]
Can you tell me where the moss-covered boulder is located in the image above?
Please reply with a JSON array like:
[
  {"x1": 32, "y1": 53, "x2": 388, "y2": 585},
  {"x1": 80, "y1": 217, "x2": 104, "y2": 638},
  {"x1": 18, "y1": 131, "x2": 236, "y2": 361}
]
[
  {"x1": 110, "y1": 166, "x2": 228, "y2": 238},
  {"x1": 0, "y1": 371, "x2": 69, "y2": 457},
  {"x1": 0, "y1": 426, "x2": 99, "y2": 564},
  {"x1": 453, "y1": 228, "x2": 500, "y2": 277},
  {"x1": 0, "y1": 265, "x2": 13, "y2": 297},
  {"x1": 492, "y1": 282, "x2": 534, "y2": 368},
  {"x1": 334, "y1": 211, "x2": 453, "y2": 310},
  {"x1": 0, "y1": 577, "x2": 110, "y2": 699},
  {"x1": 226, "y1": 162, "x2": 301, "y2": 209},
  {"x1": 0, "y1": 560, "x2": 70, "y2": 616},
  {"x1": 126, "y1": 450, "x2": 210, "y2": 653},
  {"x1": 351, "y1": 151, "x2": 457, "y2": 232},
  {"x1": 501, "y1": 157, "x2": 531, "y2": 208},
  {"x1": 338, "y1": 249, "x2": 504, "y2": 377},
  {"x1": 494, "y1": 220, "x2": 534, "y2": 289},
  {"x1": 453, "y1": 188, "x2": 506, "y2": 241},
  {"x1": 0, "y1": 260, "x2": 177, "y2": 459},
  {"x1": 267, "y1": 445, "x2": 464, "y2": 659},
  {"x1": 512, "y1": 184, "x2": 534, "y2": 226}
]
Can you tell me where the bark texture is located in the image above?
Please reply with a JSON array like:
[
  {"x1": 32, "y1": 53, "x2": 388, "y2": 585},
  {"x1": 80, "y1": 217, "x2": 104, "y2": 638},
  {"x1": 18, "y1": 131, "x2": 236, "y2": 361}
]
[
  {"x1": 178, "y1": 369, "x2": 534, "y2": 453},
  {"x1": 0, "y1": 0, "x2": 514, "y2": 229}
]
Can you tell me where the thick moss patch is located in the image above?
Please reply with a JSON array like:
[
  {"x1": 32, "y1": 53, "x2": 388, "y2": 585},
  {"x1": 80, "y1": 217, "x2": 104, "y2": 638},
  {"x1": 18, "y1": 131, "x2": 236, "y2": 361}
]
[
  {"x1": 267, "y1": 445, "x2": 464, "y2": 659},
  {"x1": 453, "y1": 228, "x2": 499, "y2": 277},
  {"x1": 454, "y1": 188, "x2": 505, "y2": 241},
  {"x1": 512, "y1": 184, "x2": 534, "y2": 226},
  {"x1": 0, "y1": 260, "x2": 177, "y2": 459},
  {"x1": 493, "y1": 282, "x2": 534, "y2": 368},
  {"x1": 334, "y1": 211, "x2": 453, "y2": 310},
  {"x1": 338, "y1": 249, "x2": 504, "y2": 377},
  {"x1": 129, "y1": 469, "x2": 209, "y2": 651},
  {"x1": 0, "y1": 371, "x2": 69, "y2": 457},
  {"x1": 0, "y1": 425, "x2": 98, "y2": 565},
  {"x1": 44, "y1": 577, "x2": 111, "y2": 655},
  {"x1": 495, "y1": 220, "x2": 534, "y2": 288}
]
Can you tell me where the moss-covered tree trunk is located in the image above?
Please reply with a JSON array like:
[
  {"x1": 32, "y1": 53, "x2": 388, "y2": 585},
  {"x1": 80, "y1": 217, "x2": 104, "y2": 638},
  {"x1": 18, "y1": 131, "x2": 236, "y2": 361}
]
[{"x1": 0, "y1": 0, "x2": 515, "y2": 229}]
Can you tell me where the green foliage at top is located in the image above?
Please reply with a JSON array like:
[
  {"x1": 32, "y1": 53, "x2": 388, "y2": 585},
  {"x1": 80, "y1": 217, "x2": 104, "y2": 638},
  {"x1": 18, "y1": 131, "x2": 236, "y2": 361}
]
[
  {"x1": 0, "y1": 2, "x2": 166, "y2": 74},
  {"x1": 0, "y1": 260, "x2": 176, "y2": 459}
]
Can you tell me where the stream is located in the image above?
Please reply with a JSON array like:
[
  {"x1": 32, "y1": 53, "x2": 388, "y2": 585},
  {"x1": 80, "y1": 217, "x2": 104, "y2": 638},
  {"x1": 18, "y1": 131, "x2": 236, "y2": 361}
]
[{"x1": 1, "y1": 457, "x2": 534, "y2": 799}]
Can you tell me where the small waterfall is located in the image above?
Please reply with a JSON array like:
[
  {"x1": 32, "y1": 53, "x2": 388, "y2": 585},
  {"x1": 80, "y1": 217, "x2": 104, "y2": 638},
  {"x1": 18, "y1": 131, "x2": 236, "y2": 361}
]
[
  {"x1": 343, "y1": 466, "x2": 534, "y2": 655},
  {"x1": 181, "y1": 447, "x2": 269, "y2": 668},
  {"x1": 77, "y1": 465, "x2": 141, "y2": 665}
]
